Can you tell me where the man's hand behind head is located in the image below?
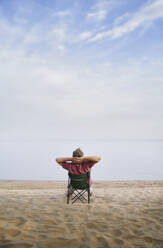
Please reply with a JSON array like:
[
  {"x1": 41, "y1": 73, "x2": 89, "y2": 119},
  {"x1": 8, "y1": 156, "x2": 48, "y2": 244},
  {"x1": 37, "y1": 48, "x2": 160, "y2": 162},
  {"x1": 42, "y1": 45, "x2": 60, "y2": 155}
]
[{"x1": 72, "y1": 157, "x2": 83, "y2": 164}]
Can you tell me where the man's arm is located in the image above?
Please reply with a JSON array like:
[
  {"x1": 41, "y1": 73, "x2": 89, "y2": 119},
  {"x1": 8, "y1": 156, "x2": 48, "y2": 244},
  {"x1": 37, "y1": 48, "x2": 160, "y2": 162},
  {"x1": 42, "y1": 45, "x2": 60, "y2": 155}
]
[
  {"x1": 56, "y1": 157, "x2": 82, "y2": 165},
  {"x1": 56, "y1": 156, "x2": 101, "y2": 166},
  {"x1": 56, "y1": 157, "x2": 72, "y2": 165},
  {"x1": 82, "y1": 156, "x2": 101, "y2": 163}
]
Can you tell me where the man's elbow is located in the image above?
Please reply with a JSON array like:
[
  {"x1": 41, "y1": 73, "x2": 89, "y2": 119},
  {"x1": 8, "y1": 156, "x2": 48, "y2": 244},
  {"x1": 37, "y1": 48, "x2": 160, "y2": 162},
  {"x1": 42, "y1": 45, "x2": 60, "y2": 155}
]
[
  {"x1": 95, "y1": 156, "x2": 101, "y2": 162},
  {"x1": 56, "y1": 158, "x2": 62, "y2": 165}
]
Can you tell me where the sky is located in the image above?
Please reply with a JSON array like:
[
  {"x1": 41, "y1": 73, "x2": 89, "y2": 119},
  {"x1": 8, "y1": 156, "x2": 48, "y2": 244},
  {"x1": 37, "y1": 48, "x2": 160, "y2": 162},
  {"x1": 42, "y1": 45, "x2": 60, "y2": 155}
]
[{"x1": 1, "y1": 0, "x2": 163, "y2": 141}]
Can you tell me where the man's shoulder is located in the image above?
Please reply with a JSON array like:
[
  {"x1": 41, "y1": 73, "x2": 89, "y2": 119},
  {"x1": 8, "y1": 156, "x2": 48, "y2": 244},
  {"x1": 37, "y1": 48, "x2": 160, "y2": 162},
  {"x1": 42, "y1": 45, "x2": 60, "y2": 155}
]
[
  {"x1": 61, "y1": 161, "x2": 72, "y2": 168},
  {"x1": 82, "y1": 160, "x2": 95, "y2": 165}
]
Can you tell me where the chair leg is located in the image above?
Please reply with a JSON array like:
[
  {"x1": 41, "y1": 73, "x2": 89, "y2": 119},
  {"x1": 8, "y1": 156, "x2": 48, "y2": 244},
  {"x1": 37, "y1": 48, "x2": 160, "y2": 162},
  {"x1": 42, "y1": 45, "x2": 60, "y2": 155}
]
[
  {"x1": 88, "y1": 187, "x2": 90, "y2": 204},
  {"x1": 67, "y1": 190, "x2": 70, "y2": 204}
]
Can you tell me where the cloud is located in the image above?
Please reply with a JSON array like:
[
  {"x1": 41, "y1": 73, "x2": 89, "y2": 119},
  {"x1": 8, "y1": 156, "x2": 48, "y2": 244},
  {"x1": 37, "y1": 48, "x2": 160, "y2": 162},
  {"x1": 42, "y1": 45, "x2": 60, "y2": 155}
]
[
  {"x1": 113, "y1": 12, "x2": 130, "y2": 26},
  {"x1": 86, "y1": 0, "x2": 113, "y2": 22},
  {"x1": 92, "y1": 0, "x2": 116, "y2": 12},
  {"x1": 55, "y1": 9, "x2": 71, "y2": 17},
  {"x1": 89, "y1": 0, "x2": 163, "y2": 41},
  {"x1": 0, "y1": 0, "x2": 163, "y2": 140},
  {"x1": 0, "y1": 5, "x2": 69, "y2": 54},
  {"x1": 57, "y1": 45, "x2": 65, "y2": 52},
  {"x1": 1, "y1": 41, "x2": 163, "y2": 140},
  {"x1": 87, "y1": 10, "x2": 107, "y2": 21},
  {"x1": 74, "y1": 31, "x2": 94, "y2": 42},
  {"x1": 52, "y1": 27, "x2": 66, "y2": 42}
]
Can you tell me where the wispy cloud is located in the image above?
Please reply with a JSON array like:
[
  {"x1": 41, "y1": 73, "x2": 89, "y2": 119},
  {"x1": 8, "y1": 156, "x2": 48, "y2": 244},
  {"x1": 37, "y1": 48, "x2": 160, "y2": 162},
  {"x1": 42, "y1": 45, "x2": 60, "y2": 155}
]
[
  {"x1": 57, "y1": 45, "x2": 65, "y2": 53},
  {"x1": 55, "y1": 9, "x2": 71, "y2": 17},
  {"x1": 86, "y1": 0, "x2": 113, "y2": 22},
  {"x1": 73, "y1": 31, "x2": 94, "y2": 42},
  {"x1": 113, "y1": 12, "x2": 130, "y2": 26},
  {"x1": 89, "y1": 0, "x2": 163, "y2": 41},
  {"x1": 52, "y1": 26, "x2": 66, "y2": 42},
  {"x1": 92, "y1": 0, "x2": 116, "y2": 12},
  {"x1": 87, "y1": 10, "x2": 107, "y2": 21}
]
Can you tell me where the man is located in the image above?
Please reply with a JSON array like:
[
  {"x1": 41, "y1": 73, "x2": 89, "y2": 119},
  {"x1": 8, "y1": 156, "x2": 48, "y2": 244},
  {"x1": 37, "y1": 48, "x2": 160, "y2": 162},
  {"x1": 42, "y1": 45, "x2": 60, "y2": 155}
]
[{"x1": 56, "y1": 148, "x2": 101, "y2": 196}]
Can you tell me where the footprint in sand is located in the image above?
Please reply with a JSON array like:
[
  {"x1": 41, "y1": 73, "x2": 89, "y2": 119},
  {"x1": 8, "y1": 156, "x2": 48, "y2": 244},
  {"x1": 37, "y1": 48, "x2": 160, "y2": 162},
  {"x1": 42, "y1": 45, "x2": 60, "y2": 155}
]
[
  {"x1": 113, "y1": 238, "x2": 124, "y2": 245},
  {"x1": 97, "y1": 237, "x2": 111, "y2": 248},
  {"x1": 143, "y1": 236, "x2": 163, "y2": 245},
  {"x1": 112, "y1": 229, "x2": 122, "y2": 236},
  {"x1": 131, "y1": 228, "x2": 144, "y2": 237},
  {"x1": 86, "y1": 222, "x2": 109, "y2": 232},
  {"x1": 7, "y1": 229, "x2": 21, "y2": 238},
  {"x1": 16, "y1": 217, "x2": 27, "y2": 226},
  {"x1": 43, "y1": 238, "x2": 79, "y2": 248},
  {"x1": 0, "y1": 242, "x2": 33, "y2": 248}
]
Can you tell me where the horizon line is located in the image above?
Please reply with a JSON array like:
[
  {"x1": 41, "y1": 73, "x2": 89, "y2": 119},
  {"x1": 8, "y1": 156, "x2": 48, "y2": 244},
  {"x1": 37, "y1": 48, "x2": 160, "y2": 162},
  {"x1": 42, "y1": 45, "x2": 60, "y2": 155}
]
[{"x1": 0, "y1": 138, "x2": 163, "y2": 142}]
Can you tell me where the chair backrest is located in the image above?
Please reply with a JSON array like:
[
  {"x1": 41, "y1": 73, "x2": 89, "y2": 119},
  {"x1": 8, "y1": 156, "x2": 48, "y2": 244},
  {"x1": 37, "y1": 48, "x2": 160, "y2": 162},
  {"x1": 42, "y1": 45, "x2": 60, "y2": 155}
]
[{"x1": 68, "y1": 172, "x2": 90, "y2": 190}]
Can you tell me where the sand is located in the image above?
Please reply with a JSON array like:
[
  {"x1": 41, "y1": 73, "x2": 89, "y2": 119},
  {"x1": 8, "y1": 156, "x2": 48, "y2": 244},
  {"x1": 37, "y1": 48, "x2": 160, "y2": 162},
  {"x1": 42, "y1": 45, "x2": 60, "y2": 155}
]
[{"x1": 0, "y1": 180, "x2": 163, "y2": 248}]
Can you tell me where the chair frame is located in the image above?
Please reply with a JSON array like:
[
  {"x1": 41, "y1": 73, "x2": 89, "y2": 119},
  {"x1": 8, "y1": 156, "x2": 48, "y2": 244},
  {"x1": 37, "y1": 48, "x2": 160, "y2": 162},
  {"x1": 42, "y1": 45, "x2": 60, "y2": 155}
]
[{"x1": 67, "y1": 172, "x2": 90, "y2": 204}]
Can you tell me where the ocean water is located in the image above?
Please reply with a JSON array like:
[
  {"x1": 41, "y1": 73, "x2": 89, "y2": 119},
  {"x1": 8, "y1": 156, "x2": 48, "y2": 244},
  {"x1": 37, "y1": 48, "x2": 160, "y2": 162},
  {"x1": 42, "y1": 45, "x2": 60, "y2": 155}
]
[{"x1": 0, "y1": 140, "x2": 163, "y2": 181}]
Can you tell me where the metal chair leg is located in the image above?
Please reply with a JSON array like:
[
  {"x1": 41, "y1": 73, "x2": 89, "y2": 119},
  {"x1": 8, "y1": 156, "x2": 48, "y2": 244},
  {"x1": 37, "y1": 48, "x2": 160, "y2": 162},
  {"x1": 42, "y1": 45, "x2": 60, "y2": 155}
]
[
  {"x1": 88, "y1": 187, "x2": 90, "y2": 204},
  {"x1": 67, "y1": 190, "x2": 70, "y2": 204}
]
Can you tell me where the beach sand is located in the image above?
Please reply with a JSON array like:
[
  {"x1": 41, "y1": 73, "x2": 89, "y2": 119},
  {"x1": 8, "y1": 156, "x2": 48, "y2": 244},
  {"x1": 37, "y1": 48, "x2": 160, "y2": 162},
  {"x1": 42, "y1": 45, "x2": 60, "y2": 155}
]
[{"x1": 0, "y1": 180, "x2": 163, "y2": 248}]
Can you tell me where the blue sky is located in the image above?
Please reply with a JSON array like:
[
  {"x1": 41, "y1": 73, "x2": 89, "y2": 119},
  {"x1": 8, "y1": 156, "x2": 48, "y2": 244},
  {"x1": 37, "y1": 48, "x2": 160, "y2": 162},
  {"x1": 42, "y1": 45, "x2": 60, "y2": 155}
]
[{"x1": 1, "y1": 0, "x2": 163, "y2": 140}]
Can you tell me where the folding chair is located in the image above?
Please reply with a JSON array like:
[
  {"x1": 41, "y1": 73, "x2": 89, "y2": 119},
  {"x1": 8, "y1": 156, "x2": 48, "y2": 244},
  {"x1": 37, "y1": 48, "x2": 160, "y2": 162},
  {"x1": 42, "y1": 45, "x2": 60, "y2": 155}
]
[{"x1": 67, "y1": 172, "x2": 90, "y2": 204}]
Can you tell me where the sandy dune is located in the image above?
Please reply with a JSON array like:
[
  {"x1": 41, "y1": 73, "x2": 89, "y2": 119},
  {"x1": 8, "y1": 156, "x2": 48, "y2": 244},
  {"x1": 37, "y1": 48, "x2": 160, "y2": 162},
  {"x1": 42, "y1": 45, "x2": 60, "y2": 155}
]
[{"x1": 0, "y1": 180, "x2": 163, "y2": 248}]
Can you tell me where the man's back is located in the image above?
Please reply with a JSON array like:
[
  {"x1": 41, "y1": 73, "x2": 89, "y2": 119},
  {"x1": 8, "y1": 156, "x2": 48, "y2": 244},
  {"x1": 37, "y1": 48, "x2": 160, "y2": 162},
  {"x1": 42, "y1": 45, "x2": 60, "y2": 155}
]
[
  {"x1": 56, "y1": 148, "x2": 101, "y2": 189},
  {"x1": 61, "y1": 160, "x2": 94, "y2": 186}
]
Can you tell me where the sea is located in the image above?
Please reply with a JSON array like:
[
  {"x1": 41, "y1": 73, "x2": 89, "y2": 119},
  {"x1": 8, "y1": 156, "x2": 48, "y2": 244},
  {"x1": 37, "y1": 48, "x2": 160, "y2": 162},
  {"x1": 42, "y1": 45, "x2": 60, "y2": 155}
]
[{"x1": 0, "y1": 139, "x2": 163, "y2": 181}]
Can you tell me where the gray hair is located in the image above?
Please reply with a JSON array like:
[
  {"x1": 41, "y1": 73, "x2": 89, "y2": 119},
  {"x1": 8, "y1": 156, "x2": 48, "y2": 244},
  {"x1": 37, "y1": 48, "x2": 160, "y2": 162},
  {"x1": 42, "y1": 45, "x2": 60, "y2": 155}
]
[{"x1": 72, "y1": 148, "x2": 84, "y2": 157}]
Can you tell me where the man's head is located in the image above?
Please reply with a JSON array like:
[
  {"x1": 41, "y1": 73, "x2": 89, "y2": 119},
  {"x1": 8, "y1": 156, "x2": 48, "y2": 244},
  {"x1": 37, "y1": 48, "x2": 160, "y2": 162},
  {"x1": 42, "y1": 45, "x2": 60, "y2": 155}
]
[{"x1": 72, "y1": 148, "x2": 84, "y2": 157}]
